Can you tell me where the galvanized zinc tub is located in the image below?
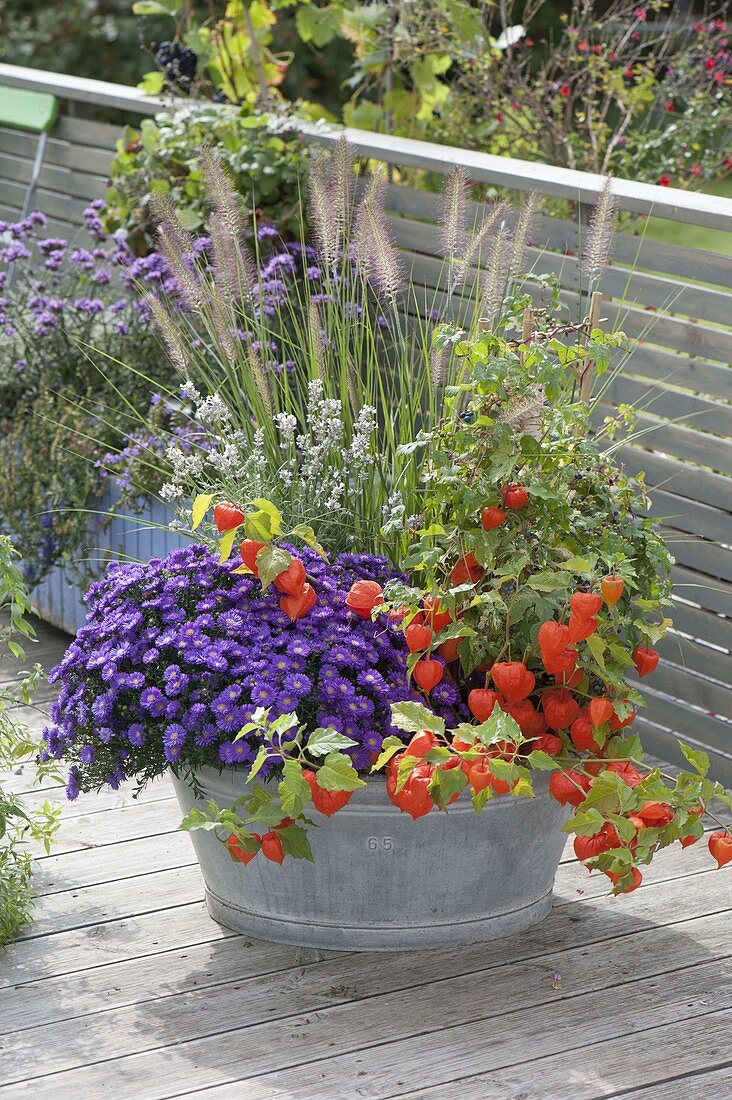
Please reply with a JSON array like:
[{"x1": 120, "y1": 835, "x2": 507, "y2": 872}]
[{"x1": 172, "y1": 766, "x2": 570, "y2": 951}]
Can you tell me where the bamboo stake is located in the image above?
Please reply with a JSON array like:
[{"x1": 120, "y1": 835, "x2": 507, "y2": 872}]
[{"x1": 580, "y1": 290, "x2": 603, "y2": 404}]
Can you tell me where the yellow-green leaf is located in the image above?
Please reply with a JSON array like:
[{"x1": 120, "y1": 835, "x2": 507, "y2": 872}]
[
  {"x1": 218, "y1": 527, "x2": 237, "y2": 563},
  {"x1": 248, "y1": 498, "x2": 283, "y2": 537},
  {"x1": 192, "y1": 493, "x2": 212, "y2": 531},
  {"x1": 290, "y1": 523, "x2": 327, "y2": 559}
]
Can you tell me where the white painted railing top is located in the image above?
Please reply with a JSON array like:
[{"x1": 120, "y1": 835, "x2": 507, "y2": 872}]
[{"x1": 1, "y1": 62, "x2": 731, "y2": 230}]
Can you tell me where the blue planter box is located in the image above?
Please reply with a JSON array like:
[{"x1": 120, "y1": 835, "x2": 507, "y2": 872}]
[{"x1": 31, "y1": 496, "x2": 185, "y2": 636}]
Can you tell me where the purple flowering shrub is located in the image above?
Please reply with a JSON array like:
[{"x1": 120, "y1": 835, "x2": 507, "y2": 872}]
[
  {"x1": 43, "y1": 544, "x2": 463, "y2": 798},
  {"x1": 0, "y1": 204, "x2": 181, "y2": 582},
  {"x1": 0, "y1": 203, "x2": 173, "y2": 412}
]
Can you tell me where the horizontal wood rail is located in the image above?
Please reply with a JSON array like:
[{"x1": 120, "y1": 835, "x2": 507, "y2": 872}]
[{"x1": 1, "y1": 62, "x2": 731, "y2": 229}]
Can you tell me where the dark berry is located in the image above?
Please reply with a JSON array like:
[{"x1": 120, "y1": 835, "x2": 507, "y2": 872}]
[{"x1": 154, "y1": 41, "x2": 197, "y2": 92}]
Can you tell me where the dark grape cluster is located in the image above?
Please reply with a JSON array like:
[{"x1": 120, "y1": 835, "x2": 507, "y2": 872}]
[{"x1": 154, "y1": 41, "x2": 197, "y2": 93}]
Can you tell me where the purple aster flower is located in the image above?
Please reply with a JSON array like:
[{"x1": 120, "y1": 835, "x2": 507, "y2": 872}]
[
  {"x1": 163, "y1": 664, "x2": 189, "y2": 697},
  {"x1": 66, "y1": 767, "x2": 81, "y2": 801},
  {"x1": 127, "y1": 724, "x2": 147, "y2": 747},
  {"x1": 163, "y1": 723, "x2": 186, "y2": 763},
  {"x1": 140, "y1": 686, "x2": 166, "y2": 717},
  {"x1": 218, "y1": 740, "x2": 255, "y2": 764},
  {"x1": 43, "y1": 543, "x2": 458, "y2": 801},
  {"x1": 285, "y1": 672, "x2": 312, "y2": 696},
  {"x1": 251, "y1": 682, "x2": 277, "y2": 707}
]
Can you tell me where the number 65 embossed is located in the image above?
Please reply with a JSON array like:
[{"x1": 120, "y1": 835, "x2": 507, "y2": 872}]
[{"x1": 367, "y1": 837, "x2": 393, "y2": 851}]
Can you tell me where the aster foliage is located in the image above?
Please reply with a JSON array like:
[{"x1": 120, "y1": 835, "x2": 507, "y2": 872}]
[{"x1": 42, "y1": 544, "x2": 462, "y2": 798}]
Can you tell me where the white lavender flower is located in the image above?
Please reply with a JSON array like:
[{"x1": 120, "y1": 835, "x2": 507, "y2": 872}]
[
  {"x1": 196, "y1": 394, "x2": 231, "y2": 425},
  {"x1": 349, "y1": 405, "x2": 377, "y2": 481},
  {"x1": 179, "y1": 380, "x2": 201, "y2": 402}
]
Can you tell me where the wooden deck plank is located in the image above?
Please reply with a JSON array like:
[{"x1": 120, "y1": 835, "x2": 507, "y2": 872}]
[
  {"x1": 1, "y1": 852, "x2": 726, "y2": 1022},
  {"x1": 387, "y1": 1011, "x2": 732, "y2": 1099},
  {"x1": 26, "y1": 794, "x2": 182, "y2": 857},
  {"x1": 31, "y1": 829, "x2": 193, "y2": 897},
  {"x1": 21, "y1": 777, "x2": 176, "y2": 819},
  {"x1": 1, "y1": 868, "x2": 728, "y2": 1093},
  {"x1": 599, "y1": 1065, "x2": 732, "y2": 1099},
  {"x1": 0, "y1": 904, "x2": 729, "y2": 1090},
  {"x1": 3, "y1": 958, "x2": 728, "y2": 1098}
]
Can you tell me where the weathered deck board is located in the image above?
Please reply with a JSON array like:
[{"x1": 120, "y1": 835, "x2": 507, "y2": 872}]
[{"x1": 1, "y1": 620, "x2": 730, "y2": 1100}]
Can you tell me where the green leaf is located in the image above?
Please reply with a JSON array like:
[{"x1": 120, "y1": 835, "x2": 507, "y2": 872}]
[
  {"x1": 527, "y1": 750, "x2": 559, "y2": 771},
  {"x1": 248, "y1": 796, "x2": 290, "y2": 828},
  {"x1": 295, "y1": 3, "x2": 344, "y2": 47},
  {"x1": 133, "y1": 0, "x2": 180, "y2": 14},
  {"x1": 307, "y1": 727, "x2": 359, "y2": 757},
  {"x1": 563, "y1": 807, "x2": 605, "y2": 836},
  {"x1": 137, "y1": 70, "x2": 167, "y2": 94},
  {"x1": 473, "y1": 707, "x2": 522, "y2": 749},
  {"x1": 581, "y1": 771, "x2": 635, "y2": 815},
  {"x1": 246, "y1": 745, "x2": 268, "y2": 783},
  {"x1": 395, "y1": 754, "x2": 421, "y2": 793},
  {"x1": 562, "y1": 555, "x2": 594, "y2": 573},
  {"x1": 678, "y1": 741, "x2": 710, "y2": 777},
  {"x1": 191, "y1": 493, "x2": 212, "y2": 530},
  {"x1": 606, "y1": 642, "x2": 635, "y2": 667},
  {"x1": 256, "y1": 544, "x2": 291, "y2": 590},
  {"x1": 488, "y1": 758, "x2": 519, "y2": 781},
  {"x1": 315, "y1": 752, "x2": 366, "y2": 792},
  {"x1": 178, "y1": 208, "x2": 204, "y2": 230},
  {"x1": 512, "y1": 776, "x2": 535, "y2": 798},
  {"x1": 471, "y1": 786, "x2": 494, "y2": 812},
  {"x1": 248, "y1": 498, "x2": 283, "y2": 537},
  {"x1": 228, "y1": 831, "x2": 261, "y2": 856},
  {"x1": 290, "y1": 523, "x2": 327, "y2": 558},
  {"x1": 526, "y1": 570, "x2": 572, "y2": 592},
  {"x1": 423, "y1": 746, "x2": 452, "y2": 764},
  {"x1": 278, "y1": 823, "x2": 314, "y2": 862},
  {"x1": 390, "y1": 701, "x2": 446, "y2": 736},
  {"x1": 278, "y1": 759, "x2": 311, "y2": 818},
  {"x1": 586, "y1": 632, "x2": 606, "y2": 671},
  {"x1": 218, "y1": 527, "x2": 238, "y2": 564},
  {"x1": 605, "y1": 734, "x2": 643, "y2": 761},
  {"x1": 429, "y1": 765, "x2": 467, "y2": 808},
  {"x1": 371, "y1": 735, "x2": 406, "y2": 773},
  {"x1": 179, "y1": 808, "x2": 218, "y2": 832}
]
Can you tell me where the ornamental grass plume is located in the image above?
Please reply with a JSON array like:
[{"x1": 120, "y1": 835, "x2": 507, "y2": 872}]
[
  {"x1": 107, "y1": 139, "x2": 544, "y2": 562},
  {"x1": 99, "y1": 139, "x2": 635, "y2": 570}
]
